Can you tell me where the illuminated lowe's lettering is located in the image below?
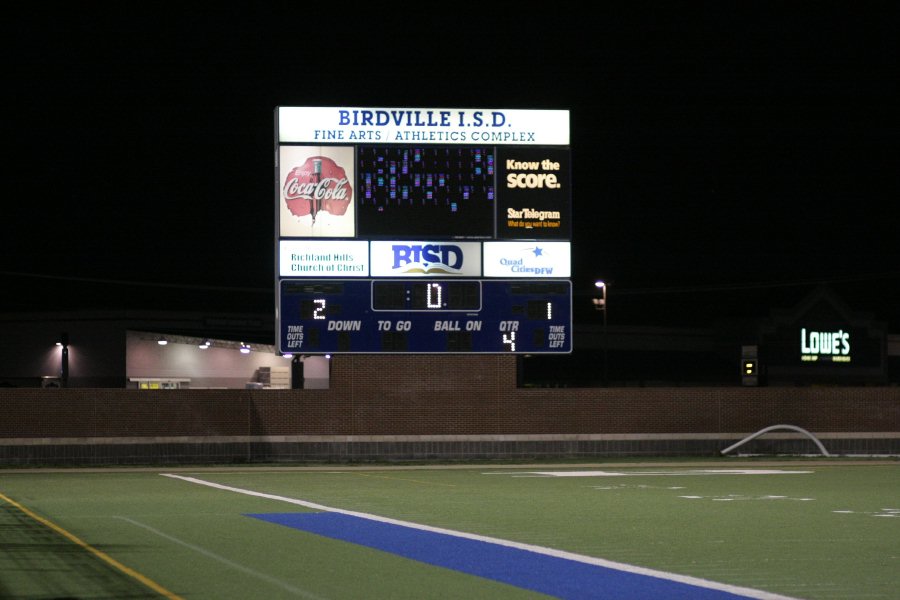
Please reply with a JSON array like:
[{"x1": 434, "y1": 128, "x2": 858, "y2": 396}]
[
  {"x1": 392, "y1": 244, "x2": 463, "y2": 269},
  {"x1": 800, "y1": 327, "x2": 850, "y2": 355}
]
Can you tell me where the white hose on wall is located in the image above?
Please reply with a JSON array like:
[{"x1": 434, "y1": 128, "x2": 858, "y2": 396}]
[{"x1": 720, "y1": 424, "x2": 831, "y2": 457}]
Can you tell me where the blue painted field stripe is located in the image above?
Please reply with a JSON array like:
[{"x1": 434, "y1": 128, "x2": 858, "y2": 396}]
[{"x1": 247, "y1": 512, "x2": 755, "y2": 600}]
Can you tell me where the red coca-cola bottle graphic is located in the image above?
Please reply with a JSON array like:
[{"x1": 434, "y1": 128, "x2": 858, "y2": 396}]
[
  {"x1": 310, "y1": 158, "x2": 321, "y2": 224},
  {"x1": 283, "y1": 156, "x2": 352, "y2": 221}
]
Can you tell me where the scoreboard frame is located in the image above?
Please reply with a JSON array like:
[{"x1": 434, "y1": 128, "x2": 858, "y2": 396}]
[{"x1": 275, "y1": 106, "x2": 573, "y2": 355}]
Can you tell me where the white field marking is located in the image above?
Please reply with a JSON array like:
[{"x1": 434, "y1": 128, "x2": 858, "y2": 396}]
[
  {"x1": 498, "y1": 469, "x2": 814, "y2": 477},
  {"x1": 681, "y1": 495, "x2": 814, "y2": 502},
  {"x1": 113, "y1": 516, "x2": 328, "y2": 600},
  {"x1": 161, "y1": 474, "x2": 800, "y2": 600},
  {"x1": 590, "y1": 484, "x2": 687, "y2": 491},
  {"x1": 833, "y1": 508, "x2": 899, "y2": 518}
]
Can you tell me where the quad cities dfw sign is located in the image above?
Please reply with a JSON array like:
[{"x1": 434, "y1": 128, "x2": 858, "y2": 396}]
[{"x1": 275, "y1": 106, "x2": 572, "y2": 354}]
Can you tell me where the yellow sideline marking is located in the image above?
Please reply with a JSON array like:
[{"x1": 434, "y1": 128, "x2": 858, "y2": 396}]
[{"x1": 0, "y1": 491, "x2": 184, "y2": 600}]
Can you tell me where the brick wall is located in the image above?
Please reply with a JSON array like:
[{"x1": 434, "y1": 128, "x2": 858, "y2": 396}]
[{"x1": 1, "y1": 355, "x2": 898, "y2": 464}]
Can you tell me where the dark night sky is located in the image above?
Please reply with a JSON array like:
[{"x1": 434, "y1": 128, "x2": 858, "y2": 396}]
[{"x1": 3, "y1": 4, "x2": 899, "y2": 329}]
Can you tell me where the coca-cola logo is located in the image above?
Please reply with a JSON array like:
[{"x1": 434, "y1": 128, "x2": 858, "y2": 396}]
[{"x1": 283, "y1": 156, "x2": 353, "y2": 218}]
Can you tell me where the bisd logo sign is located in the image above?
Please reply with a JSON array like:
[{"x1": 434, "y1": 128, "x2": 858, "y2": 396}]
[
  {"x1": 392, "y1": 244, "x2": 462, "y2": 271},
  {"x1": 369, "y1": 241, "x2": 483, "y2": 277}
]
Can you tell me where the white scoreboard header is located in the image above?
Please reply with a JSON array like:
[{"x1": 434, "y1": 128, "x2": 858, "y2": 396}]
[{"x1": 277, "y1": 107, "x2": 570, "y2": 145}]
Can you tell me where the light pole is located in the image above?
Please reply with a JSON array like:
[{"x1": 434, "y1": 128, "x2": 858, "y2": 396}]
[
  {"x1": 593, "y1": 281, "x2": 608, "y2": 385},
  {"x1": 59, "y1": 332, "x2": 69, "y2": 388}
]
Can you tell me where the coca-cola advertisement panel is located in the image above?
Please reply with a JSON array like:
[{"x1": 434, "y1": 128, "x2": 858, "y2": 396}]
[{"x1": 279, "y1": 145, "x2": 355, "y2": 238}]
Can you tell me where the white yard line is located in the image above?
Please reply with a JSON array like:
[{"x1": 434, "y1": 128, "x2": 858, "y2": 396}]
[
  {"x1": 113, "y1": 515, "x2": 328, "y2": 600},
  {"x1": 492, "y1": 469, "x2": 814, "y2": 477}
]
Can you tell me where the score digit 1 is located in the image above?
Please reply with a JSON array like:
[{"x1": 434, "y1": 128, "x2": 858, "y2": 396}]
[{"x1": 526, "y1": 299, "x2": 553, "y2": 320}]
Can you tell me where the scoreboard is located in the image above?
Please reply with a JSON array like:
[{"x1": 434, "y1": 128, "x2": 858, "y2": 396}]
[
  {"x1": 275, "y1": 107, "x2": 572, "y2": 354},
  {"x1": 280, "y1": 279, "x2": 571, "y2": 353}
]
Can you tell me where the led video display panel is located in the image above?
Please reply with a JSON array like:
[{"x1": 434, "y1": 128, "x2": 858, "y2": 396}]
[{"x1": 356, "y1": 146, "x2": 496, "y2": 239}]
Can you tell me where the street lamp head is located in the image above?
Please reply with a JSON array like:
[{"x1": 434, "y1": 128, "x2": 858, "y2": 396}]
[{"x1": 593, "y1": 280, "x2": 607, "y2": 311}]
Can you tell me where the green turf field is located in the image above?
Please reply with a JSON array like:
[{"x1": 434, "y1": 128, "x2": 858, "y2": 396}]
[{"x1": 1, "y1": 459, "x2": 897, "y2": 599}]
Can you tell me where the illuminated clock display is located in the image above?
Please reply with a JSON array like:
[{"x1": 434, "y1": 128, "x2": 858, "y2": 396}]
[{"x1": 373, "y1": 281, "x2": 481, "y2": 311}]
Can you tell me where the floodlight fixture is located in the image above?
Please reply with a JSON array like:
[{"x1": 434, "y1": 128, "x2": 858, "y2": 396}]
[{"x1": 593, "y1": 281, "x2": 609, "y2": 385}]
